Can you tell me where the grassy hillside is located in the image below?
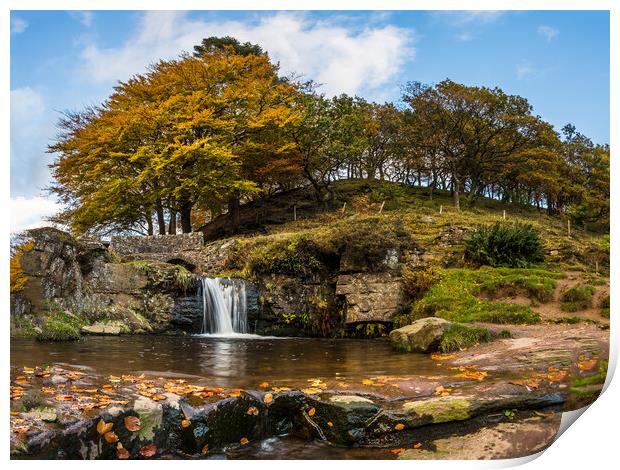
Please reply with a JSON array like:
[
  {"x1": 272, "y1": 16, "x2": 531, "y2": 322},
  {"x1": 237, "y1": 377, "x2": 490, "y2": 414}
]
[{"x1": 210, "y1": 179, "x2": 608, "y2": 276}]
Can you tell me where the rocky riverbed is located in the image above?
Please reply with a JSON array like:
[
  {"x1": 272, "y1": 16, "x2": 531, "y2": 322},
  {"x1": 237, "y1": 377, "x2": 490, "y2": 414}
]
[{"x1": 10, "y1": 322, "x2": 608, "y2": 460}]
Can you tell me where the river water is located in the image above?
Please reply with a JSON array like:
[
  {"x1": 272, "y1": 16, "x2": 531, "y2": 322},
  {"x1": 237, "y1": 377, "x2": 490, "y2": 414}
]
[{"x1": 10, "y1": 335, "x2": 447, "y2": 391}]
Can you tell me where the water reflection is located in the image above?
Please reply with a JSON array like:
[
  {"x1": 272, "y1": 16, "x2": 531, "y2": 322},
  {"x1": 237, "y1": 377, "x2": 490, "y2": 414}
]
[{"x1": 11, "y1": 336, "x2": 444, "y2": 389}]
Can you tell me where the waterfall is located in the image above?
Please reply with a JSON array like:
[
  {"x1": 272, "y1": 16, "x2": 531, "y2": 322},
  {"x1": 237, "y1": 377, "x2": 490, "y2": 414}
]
[{"x1": 200, "y1": 278, "x2": 248, "y2": 335}]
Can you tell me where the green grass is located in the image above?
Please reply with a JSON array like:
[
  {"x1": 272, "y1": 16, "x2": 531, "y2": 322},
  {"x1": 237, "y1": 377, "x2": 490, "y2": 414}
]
[
  {"x1": 402, "y1": 267, "x2": 562, "y2": 325},
  {"x1": 439, "y1": 324, "x2": 491, "y2": 352},
  {"x1": 560, "y1": 285, "x2": 596, "y2": 312},
  {"x1": 36, "y1": 310, "x2": 84, "y2": 342}
]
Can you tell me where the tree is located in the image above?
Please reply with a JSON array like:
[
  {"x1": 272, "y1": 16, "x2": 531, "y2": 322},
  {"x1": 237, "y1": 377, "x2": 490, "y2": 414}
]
[
  {"x1": 50, "y1": 41, "x2": 302, "y2": 235},
  {"x1": 402, "y1": 79, "x2": 549, "y2": 209}
]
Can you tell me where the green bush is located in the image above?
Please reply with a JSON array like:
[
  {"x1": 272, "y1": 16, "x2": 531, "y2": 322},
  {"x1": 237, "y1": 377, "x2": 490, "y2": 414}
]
[
  {"x1": 439, "y1": 324, "x2": 491, "y2": 352},
  {"x1": 560, "y1": 285, "x2": 595, "y2": 312},
  {"x1": 464, "y1": 222, "x2": 545, "y2": 268},
  {"x1": 37, "y1": 311, "x2": 83, "y2": 342},
  {"x1": 600, "y1": 294, "x2": 610, "y2": 318},
  {"x1": 331, "y1": 219, "x2": 414, "y2": 271},
  {"x1": 247, "y1": 236, "x2": 330, "y2": 277},
  {"x1": 402, "y1": 266, "x2": 440, "y2": 301}
]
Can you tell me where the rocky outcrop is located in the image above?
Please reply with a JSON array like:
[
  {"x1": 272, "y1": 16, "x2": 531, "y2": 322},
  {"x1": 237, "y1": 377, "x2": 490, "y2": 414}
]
[
  {"x1": 389, "y1": 318, "x2": 453, "y2": 352},
  {"x1": 11, "y1": 227, "x2": 105, "y2": 316},
  {"x1": 336, "y1": 273, "x2": 403, "y2": 323}
]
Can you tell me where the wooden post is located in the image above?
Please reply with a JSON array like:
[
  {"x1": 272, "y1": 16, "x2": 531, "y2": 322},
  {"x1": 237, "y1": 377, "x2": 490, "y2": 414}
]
[
  {"x1": 567, "y1": 219, "x2": 571, "y2": 237},
  {"x1": 503, "y1": 210, "x2": 506, "y2": 220},
  {"x1": 341, "y1": 202, "x2": 347, "y2": 213},
  {"x1": 440, "y1": 205, "x2": 443, "y2": 215},
  {"x1": 293, "y1": 205, "x2": 297, "y2": 221},
  {"x1": 379, "y1": 201, "x2": 385, "y2": 214},
  {"x1": 595, "y1": 261, "x2": 599, "y2": 273}
]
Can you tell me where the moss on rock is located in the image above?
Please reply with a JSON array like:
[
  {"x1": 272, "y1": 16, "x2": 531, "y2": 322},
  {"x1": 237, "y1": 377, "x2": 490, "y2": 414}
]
[{"x1": 403, "y1": 398, "x2": 472, "y2": 423}]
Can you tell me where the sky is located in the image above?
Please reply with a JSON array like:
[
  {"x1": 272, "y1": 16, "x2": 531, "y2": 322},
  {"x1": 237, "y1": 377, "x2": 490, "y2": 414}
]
[{"x1": 10, "y1": 10, "x2": 610, "y2": 232}]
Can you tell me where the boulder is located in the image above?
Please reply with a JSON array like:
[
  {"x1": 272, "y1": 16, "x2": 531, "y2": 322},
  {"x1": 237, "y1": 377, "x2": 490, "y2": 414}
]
[
  {"x1": 81, "y1": 321, "x2": 127, "y2": 335},
  {"x1": 389, "y1": 317, "x2": 453, "y2": 352}
]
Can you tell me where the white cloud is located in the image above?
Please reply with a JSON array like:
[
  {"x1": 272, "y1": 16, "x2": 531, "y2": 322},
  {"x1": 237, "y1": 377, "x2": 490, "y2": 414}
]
[
  {"x1": 69, "y1": 11, "x2": 94, "y2": 27},
  {"x1": 436, "y1": 10, "x2": 505, "y2": 27},
  {"x1": 537, "y1": 25, "x2": 559, "y2": 41},
  {"x1": 456, "y1": 32, "x2": 475, "y2": 42},
  {"x1": 11, "y1": 16, "x2": 28, "y2": 34},
  {"x1": 11, "y1": 87, "x2": 56, "y2": 198},
  {"x1": 11, "y1": 87, "x2": 44, "y2": 120},
  {"x1": 78, "y1": 11, "x2": 414, "y2": 97},
  {"x1": 516, "y1": 63, "x2": 535, "y2": 79},
  {"x1": 11, "y1": 196, "x2": 61, "y2": 233}
]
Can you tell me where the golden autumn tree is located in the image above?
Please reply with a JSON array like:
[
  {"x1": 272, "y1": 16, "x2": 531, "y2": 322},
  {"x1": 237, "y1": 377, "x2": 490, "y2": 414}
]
[{"x1": 49, "y1": 40, "x2": 302, "y2": 235}]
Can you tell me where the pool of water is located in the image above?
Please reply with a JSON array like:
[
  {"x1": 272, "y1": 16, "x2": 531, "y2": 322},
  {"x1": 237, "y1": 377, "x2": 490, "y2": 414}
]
[{"x1": 10, "y1": 335, "x2": 447, "y2": 390}]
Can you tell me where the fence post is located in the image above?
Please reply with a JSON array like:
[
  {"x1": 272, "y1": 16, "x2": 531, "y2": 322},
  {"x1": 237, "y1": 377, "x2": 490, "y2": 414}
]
[
  {"x1": 567, "y1": 219, "x2": 571, "y2": 237},
  {"x1": 440, "y1": 205, "x2": 443, "y2": 215},
  {"x1": 503, "y1": 210, "x2": 506, "y2": 220},
  {"x1": 293, "y1": 205, "x2": 297, "y2": 221},
  {"x1": 379, "y1": 201, "x2": 385, "y2": 214},
  {"x1": 342, "y1": 202, "x2": 347, "y2": 213}
]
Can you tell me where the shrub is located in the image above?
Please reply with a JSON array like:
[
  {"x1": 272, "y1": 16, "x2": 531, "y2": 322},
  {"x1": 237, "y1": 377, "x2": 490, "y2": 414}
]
[
  {"x1": 247, "y1": 236, "x2": 330, "y2": 278},
  {"x1": 439, "y1": 324, "x2": 491, "y2": 352},
  {"x1": 37, "y1": 310, "x2": 83, "y2": 342},
  {"x1": 402, "y1": 266, "x2": 440, "y2": 301},
  {"x1": 560, "y1": 285, "x2": 595, "y2": 312},
  {"x1": 600, "y1": 295, "x2": 610, "y2": 318},
  {"x1": 332, "y1": 219, "x2": 414, "y2": 271},
  {"x1": 10, "y1": 240, "x2": 34, "y2": 294},
  {"x1": 464, "y1": 222, "x2": 545, "y2": 268}
]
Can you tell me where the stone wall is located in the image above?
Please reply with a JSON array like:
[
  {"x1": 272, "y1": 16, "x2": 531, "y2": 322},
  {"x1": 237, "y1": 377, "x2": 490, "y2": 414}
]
[{"x1": 110, "y1": 233, "x2": 204, "y2": 255}]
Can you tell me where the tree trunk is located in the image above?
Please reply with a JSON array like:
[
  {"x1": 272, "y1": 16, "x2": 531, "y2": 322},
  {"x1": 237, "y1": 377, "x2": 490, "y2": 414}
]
[
  {"x1": 146, "y1": 213, "x2": 154, "y2": 236},
  {"x1": 228, "y1": 193, "x2": 240, "y2": 233},
  {"x1": 180, "y1": 202, "x2": 193, "y2": 233},
  {"x1": 156, "y1": 200, "x2": 166, "y2": 235},
  {"x1": 453, "y1": 178, "x2": 461, "y2": 211},
  {"x1": 168, "y1": 209, "x2": 177, "y2": 234}
]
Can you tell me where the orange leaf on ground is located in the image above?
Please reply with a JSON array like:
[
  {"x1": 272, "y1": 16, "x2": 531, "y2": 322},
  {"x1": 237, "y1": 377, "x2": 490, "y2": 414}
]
[
  {"x1": 394, "y1": 423, "x2": 405, "y2": 431},
  {"x1": 201, "y1": 444, "x2": 209, "y2": 454},
  {"x1": 414, "y1": 442, "x2": 422, "y2": 449},
  {"x1": 117, "y1": 447, "x2": 129, "y2": 460},
  {"x1": 138, "y1": 444, "x2": 157, "y2": 458},
  {"x1": 259, "y1": 382, "x2": 269, "y2": 389},
  {"x1": 263, "y1": 393, "x2": 273, "y2": 404},
  {"x1": 181, "y1": 419, "x2": 191, "y2": 428},
  {"x1": 308, "y1": 407, "x2": 316, "y2": 417},
  {"x1": 240, "y1": 437, "x2": 249, "y2": 445},
  {"x1": 327, "y1": 421, "x2": 333, "y2": 427},
  {"x1": 246, "y1": 406, "x2": 259, "y2": 416},
  {"x1": 104, "y1": 432, "x2": 119, "y2": 443},
  {"x1": 390, "y1": 448, "x2": 405, "y2": 454},
  {"x1": 124, "y1": 416, "x2": 141, "y2": 432},
  {"x1": 97, "y1": 419, "x2": 113, "y2": 435}
]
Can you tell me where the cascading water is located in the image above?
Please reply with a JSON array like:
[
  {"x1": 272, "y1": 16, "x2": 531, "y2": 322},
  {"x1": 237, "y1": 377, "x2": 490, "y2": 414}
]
[{"x1": 200, "y1": 278, "x2": 248, "y2": 335}]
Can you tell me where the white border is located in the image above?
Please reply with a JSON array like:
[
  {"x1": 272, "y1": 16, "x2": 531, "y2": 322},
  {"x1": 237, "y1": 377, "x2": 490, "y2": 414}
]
[{"x1": 3, "y1": 1, "x2": 617, "y2": 468}]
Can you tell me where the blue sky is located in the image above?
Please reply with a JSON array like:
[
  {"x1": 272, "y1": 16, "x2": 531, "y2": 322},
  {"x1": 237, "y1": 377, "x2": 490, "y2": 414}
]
[{"x1": 10, "y1": 10, "x2": 610, "y2": 231}]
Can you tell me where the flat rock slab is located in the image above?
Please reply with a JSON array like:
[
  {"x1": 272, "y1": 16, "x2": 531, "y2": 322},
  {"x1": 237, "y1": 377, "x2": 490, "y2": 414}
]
[{"x1": 399, "y1": 414, "x2": 561, "y2": 460}]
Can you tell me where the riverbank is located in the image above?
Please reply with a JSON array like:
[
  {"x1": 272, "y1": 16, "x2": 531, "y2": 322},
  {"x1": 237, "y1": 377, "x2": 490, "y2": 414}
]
[{"x1": 10, "y1": 322, "x2": 608, "y2": 459}]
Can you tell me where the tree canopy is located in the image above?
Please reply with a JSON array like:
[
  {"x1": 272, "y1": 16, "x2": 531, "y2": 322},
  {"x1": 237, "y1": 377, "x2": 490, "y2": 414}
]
[{"x1": 48, "y1": 37, "x2": 609, "y2": 236}]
